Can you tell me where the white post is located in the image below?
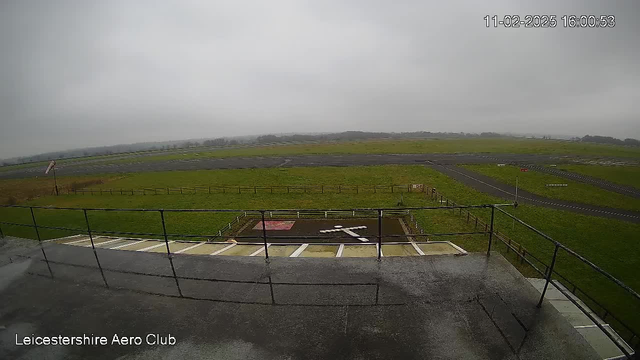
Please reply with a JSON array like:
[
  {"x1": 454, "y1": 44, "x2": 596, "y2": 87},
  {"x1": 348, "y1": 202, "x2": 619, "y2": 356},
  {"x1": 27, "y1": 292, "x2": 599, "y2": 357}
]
[{"x1": 513, "y1": 176, "x2": 518, "y2": 231}]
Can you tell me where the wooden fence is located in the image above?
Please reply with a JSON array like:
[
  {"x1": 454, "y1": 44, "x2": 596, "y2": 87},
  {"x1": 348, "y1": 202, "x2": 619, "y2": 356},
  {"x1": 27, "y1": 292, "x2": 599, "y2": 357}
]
[{"x1": 66, "y1": 184, "x2": 427, "y2": 196}]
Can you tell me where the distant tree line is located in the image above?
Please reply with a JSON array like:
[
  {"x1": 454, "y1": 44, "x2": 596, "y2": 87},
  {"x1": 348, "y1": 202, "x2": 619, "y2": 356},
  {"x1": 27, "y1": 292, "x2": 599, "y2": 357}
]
[
  {"x1": 3, "y1": 131, "x2": 638, "y2": 167},
  {"x1": 255, "y1": 131, "x2": 507, "y2": 144},
  {"x1": 579, "y1": 135, "x2": 640, "y2": 147}
]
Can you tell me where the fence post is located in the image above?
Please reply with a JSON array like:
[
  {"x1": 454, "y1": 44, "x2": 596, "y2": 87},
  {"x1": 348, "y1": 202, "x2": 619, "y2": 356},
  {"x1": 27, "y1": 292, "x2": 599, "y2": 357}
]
[
  {"x1": 209, "y1": 186, "x2": 211, "y2": 194},
  {"x1": 466, "y1": 211, "x2": 470, "y2": 223},
  {"x1": 487, "y1": 206, "x2": 495, "y2": 255},
  {"x1": 260, "y1": 211, "x2": 269, "y2": 262},
  {"x1": 373, "y1": 185, "x2": 376, "y2": 194},
  {"x1": 254, "y1": 186, "x2": 257, "y2": 194},
  {"x1": 0, "y1": 221, "x2": 3, "y2": 239},
  {"x1": 339, "y1": 185, "x2": 341, "y2": 193},
  {"x1": 356, "y1": 185, "x2": 358, "y2": 194},
  {"x1": 160, "y1": 210, "x2": 183, "y2": 297},
  {"x1": 537, "y1": 244, "x2": 560, "y2": 308},
  {"x1": 30, "y1": 207, "x2": 53, "y2": 277},
  {"x1": 83, "y1": 209, "x2": 109, "y2": 288},
  {"x1": 391, "y1": 185, "x2": 393, "y2": 193},
  {"x1": 377, "y1": 209, "x2": 383, "y2": 260},
  {"x1": 321, "y1": 185, "x2": 324, "y2": 194}
]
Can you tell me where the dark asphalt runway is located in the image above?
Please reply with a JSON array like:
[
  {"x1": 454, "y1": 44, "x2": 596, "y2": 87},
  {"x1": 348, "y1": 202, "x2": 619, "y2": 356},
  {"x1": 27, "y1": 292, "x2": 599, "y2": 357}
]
[
  {"x1": 523, "y1": 164, "x2": 640, "y2": 199},
  {"x1": 2, "y1": 152, "x2": 638, "y2": 222},
  {"x1": 429, "y1": 164, "x2": 640, "y2": 223},
  {"x1": 0, "y1": 152, "x2": 607, "y2": 179}
]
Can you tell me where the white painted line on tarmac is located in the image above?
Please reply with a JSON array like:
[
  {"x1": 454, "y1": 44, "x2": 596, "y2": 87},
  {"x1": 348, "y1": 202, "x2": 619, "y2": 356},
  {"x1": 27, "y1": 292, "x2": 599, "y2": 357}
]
[
  {"x1": 85, "y1": 238, "x2": 123, "y2": 247},
  {"x1": 48, "y1": 234, "x2": 84, "y2": 243},
  {"x1": 210, "y1": 243, "x2": 236, "y2": 255},
  {"x1": 138, "y1": 241, "x2": 172, "y2": 252},
  {"x1": 111, "y1": 240, "x2": 147, "y2": 250},
  {"x1": 64, "y1": 236, "x2": 94, "y2": 245},
  {"x1": 447, "y1": 241, "x2": 469, "y2": 255},
  {"x1": 250, "y1": 244, "x2": 271, "y2": 256},
  {"x1": 573, "y1": 324, "x2": 610, "y2": 329},
  {"x1": 290, "y1": 244, "x2": 309, "y2": 257},
  {"x1": 411, "y1": 242, "x2": 425, "y2": 256},
  {"x1": 336, "y1": 244, "x2": 344, "y2": 257},
  {"x1": 175, "y1": 242, "x2": 205, "y2": 254}
]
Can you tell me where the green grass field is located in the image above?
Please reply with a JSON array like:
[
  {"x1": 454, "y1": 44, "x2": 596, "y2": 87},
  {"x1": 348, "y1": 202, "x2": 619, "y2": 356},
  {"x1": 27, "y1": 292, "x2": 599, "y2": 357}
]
[
  {"x1": 557, "y1": 164, "x2": 640, "y2": 189},
  {"x1": 104, "y1": 138, "x2": 640, "y2": 165},
  {"x1": 3, "y1": 138, "x2": 639, "y2": 173},
  {"x1": 462, "y1": 164, "x2": 640, "y2": 211},
  {"x1": 1, "y1": 164, "x2": 639, "y2": 339}
]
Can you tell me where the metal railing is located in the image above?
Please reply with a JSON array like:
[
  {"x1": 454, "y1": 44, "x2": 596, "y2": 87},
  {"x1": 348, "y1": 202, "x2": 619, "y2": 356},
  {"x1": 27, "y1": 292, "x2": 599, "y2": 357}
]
[
  {"x1": 0, "y1": 202, "x2": 637, "y2": 357},
  {"x1": 425, "y1": 188, "x2": 638, "y2": 357}
]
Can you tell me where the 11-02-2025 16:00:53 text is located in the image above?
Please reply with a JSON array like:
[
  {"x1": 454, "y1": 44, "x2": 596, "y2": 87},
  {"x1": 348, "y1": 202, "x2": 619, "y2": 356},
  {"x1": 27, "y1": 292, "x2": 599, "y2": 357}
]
[{"x1": 484, "y1": 15, "x2": 615, "y2": 28}]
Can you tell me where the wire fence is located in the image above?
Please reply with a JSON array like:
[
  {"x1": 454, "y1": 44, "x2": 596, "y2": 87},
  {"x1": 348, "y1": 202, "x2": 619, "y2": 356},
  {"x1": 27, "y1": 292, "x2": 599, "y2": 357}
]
[
  {"x1": 64, "y1": 184, "x2": 427, "y2": 196},
  {"x1": 424, "y1": 187, "x2": 638, "y2": 357},
  {"x1": 0, "y1": 200, "x2": 637, "y2": 356}
]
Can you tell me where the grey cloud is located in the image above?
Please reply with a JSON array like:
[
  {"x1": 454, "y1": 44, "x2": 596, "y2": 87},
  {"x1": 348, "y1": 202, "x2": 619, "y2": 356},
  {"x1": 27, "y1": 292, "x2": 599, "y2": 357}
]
[{"x1": 0, "y1": 0, "x2": 639, "y2": 158}]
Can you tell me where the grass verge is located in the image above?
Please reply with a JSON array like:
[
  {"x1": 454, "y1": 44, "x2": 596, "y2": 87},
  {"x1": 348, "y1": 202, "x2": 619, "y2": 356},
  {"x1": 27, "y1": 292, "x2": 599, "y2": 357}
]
[
  {"x1": 462, "y1": 164, "x2": 640, "y2": 211},
  {"x1": 557, "y1": 164, "x2": 640, "y2": 189}
]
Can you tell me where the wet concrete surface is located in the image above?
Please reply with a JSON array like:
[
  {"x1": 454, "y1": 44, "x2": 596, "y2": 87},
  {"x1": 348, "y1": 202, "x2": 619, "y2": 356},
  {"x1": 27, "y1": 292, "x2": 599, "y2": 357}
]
[
  {"x1": 0, "y1": 153, "x2": 608, "y2": 179},
  {"x1": 430, "y1": 164, "x2": 640, "y2": 223},
  {"x1": 0, "y1": 242, "x2": 599, "y2": 359}
]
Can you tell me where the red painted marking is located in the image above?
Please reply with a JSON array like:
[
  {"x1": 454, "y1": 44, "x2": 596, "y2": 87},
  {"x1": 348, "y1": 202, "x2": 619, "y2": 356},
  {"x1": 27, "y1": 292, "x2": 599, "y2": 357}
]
[
  {"x1": 253, "y1": 221, "x2": 295, "y2": 231},
  {"x1": 520, "y1": 168, "x2": 528, "y2": 172}
]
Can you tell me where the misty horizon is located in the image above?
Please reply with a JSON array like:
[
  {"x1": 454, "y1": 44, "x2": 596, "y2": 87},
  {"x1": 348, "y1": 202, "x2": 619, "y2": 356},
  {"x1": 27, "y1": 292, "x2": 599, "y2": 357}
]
[{"x1": 1, "y1": 0, "x2": 639, "y2": 159}]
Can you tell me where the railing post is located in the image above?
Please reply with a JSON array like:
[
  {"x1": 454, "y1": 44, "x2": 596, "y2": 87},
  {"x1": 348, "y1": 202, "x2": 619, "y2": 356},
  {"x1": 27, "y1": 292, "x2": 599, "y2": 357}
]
[
  {"x1": 537, "y1": 244, "x2": 560, "y2": 308},
  {"x1": 261, "y1": 211, "x2": 269, "y2": 262},
  {"x1": 487, "y1": 206, "x2": 495, "y2": 256},
  {"x1": 377, "y1": 209, "x2": 382, "y2": 260},
  {"x1": 83, "y1": 209, "x2": 109, "y2": 288},
  {"x1": 160, "y1": 210, "x2": 182, "y2": 297},
  {"x1": 0, "y1": 221, "x2": 4, "y2": 239},
  {"x1": 30, "y1": 207, "x2": 53, "y2": 277}
]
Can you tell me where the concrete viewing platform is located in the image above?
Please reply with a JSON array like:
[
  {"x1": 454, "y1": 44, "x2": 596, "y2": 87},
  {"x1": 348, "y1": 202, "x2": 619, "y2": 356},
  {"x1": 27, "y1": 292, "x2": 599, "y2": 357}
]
[{"x1": 0, "y1": 241, "x2": 605, "y2": 359}]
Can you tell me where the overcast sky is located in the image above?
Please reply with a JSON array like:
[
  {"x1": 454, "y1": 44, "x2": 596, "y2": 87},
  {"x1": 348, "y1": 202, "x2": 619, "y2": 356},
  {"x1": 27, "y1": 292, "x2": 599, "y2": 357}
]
[{"x1": 1, "y1": 0, "x2": 639, "y2": 158}]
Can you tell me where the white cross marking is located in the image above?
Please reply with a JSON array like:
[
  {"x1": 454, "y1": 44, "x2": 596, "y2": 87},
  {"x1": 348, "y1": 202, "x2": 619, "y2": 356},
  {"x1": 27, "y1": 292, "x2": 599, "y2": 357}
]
[{"x1": 320, "y1": 225, "x2": 369, "y2": 242}]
